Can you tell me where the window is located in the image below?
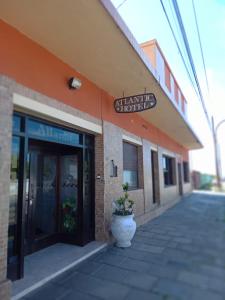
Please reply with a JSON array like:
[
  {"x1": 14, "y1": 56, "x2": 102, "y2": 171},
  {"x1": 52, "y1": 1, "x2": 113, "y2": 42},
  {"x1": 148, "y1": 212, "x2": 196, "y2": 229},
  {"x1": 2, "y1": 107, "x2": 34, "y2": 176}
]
[
  {"x1": 27, "y1": 119, "x2": 81, "y2": 146},
  {"x1": 183, "y1": 161, "x2": 190, "y2": 183},
  {"x1": 163, "y1": 155, "x2": 176, "y2": 186},
  {"x1": 123, "y1": 142, "x2": 138, "y2": 189}
]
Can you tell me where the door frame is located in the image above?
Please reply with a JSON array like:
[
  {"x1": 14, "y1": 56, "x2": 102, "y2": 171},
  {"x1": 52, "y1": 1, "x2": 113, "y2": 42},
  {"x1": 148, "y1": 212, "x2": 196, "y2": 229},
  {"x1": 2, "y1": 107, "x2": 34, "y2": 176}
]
[
  {"x1": 25, "y1": 141, "x2": 83, "y2": 255},
  {"x1": 8, "y1": 112, "x2": 95, "y2": 281}
]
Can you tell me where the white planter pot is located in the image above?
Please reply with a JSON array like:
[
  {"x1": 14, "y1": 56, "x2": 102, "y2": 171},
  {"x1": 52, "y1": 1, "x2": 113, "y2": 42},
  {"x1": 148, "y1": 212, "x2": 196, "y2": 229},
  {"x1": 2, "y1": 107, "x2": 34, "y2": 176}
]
[{"x1": 111, "y1": 214, "x2": 136, "y2": 248}]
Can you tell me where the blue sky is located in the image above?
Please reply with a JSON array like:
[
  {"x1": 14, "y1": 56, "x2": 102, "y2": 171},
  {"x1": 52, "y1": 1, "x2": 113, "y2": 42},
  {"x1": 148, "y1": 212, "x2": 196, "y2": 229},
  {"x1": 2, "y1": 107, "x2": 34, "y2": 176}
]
[{"x1": 111, "y1": 0, "x2": 225, "y2": 176}]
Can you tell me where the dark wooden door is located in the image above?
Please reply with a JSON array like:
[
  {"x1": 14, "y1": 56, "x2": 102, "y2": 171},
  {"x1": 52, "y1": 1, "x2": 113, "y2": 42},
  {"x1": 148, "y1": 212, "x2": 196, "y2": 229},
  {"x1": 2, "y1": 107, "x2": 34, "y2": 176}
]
[
  {"x1": 151, "y1": 150, "x2": 160, "y2": 204},
  {"x1": 178, "y1": 163, "x2": 183, "y2": 196},
  {"x1": 25, "y1": 148, "x2": 58, "y2": 254},
  {"x1": 25, "y1": 142, "x2": 82, "y2": 254}
]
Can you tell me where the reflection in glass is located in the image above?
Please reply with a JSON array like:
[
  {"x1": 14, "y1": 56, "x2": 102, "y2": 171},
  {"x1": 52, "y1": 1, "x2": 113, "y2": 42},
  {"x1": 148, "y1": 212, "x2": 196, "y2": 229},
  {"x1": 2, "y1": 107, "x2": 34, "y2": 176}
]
[
  {"x1": 34, "y1": 154, "x2": 57, "y2": 237},
  {"x1": 13, "y1": 115, "x2": 21, "y2": 133},
  {"x1": 27, "y1": 119, "x2": 80, "y2": 147},
  {"x1": 8, "y1": 136, "x2": 20, "y2": 263},
  {"x1": 60, "y1": 155, "x2": 78, "y2": 233},
  {"x1": 123, "y1": 170, "x2": 138, "y2": 189}
]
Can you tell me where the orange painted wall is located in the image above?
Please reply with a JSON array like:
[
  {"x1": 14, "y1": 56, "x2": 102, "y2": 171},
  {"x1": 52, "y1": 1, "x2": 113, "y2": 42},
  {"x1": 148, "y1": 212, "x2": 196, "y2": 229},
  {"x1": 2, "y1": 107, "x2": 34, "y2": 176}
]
[
  {"x1": 0, "y1": 20, "x2": 188, "y2": 159},
  {"x1": 174, "y1": 82, "x2": 179, "y2": 104},
  {"x1": 164, "y1": 63, "x2": 171, "y2": 92},
  {"x1": 141, "y1": 42, "x2": 156, "y2": 69},
  {"x1": 181, "y1": 95, "x2": 185, "y2": 114}
]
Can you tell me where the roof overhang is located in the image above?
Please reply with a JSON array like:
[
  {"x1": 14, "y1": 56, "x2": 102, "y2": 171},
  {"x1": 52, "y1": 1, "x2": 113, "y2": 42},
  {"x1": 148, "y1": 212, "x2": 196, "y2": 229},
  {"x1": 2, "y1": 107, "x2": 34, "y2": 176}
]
[{"x1": 0, "y1": 0, "x2": 202, "y2": 149}]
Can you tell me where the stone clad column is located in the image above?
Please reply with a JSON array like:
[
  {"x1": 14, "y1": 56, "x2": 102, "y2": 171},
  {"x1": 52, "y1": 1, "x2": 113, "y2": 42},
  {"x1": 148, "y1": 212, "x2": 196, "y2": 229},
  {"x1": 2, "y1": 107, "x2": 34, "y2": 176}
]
[
  {"x1": 103, "y1": 121, "x2": 123, "y2": 236},
  {"x1": 0, "y1": 76, "x2": 13, "y2": 300},
  {"x1": 142, "y1": 139, "x2": 152, "y2": 212},
  {"x1": 95, "y1": 134, "x2": 106, "y2": 241}
]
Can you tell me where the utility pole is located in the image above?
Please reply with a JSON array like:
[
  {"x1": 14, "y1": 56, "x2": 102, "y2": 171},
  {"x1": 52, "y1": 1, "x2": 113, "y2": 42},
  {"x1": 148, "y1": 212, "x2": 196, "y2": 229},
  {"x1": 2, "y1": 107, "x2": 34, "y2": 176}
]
[{"x1": 212, "y1": 117, "x2": 225, "y2": 190}]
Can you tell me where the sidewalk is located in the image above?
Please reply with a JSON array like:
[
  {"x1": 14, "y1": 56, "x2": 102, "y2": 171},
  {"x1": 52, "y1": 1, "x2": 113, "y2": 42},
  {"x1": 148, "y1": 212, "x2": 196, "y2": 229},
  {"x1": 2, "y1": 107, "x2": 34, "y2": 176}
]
[{"x1": 21, "y1": 192, "x2": 225, "y2": 300}]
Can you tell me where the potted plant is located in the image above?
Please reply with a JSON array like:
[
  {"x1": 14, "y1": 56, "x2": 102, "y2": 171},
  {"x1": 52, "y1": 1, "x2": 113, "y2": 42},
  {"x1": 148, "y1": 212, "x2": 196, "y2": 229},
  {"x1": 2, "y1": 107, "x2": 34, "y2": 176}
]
[
  {"x1": 111, "y1": 183, "x2": 136, "y2": 247},
  {"x1": 62, "y1": 197, "x2": 76, "y2": 233}
]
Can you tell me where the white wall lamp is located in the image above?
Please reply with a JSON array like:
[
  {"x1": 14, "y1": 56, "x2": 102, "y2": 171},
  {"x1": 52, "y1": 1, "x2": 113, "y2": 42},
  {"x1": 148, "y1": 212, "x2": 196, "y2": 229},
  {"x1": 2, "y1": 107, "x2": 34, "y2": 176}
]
[{"x1": 68, "y1": 77, "x2": 82, "y2": 90}]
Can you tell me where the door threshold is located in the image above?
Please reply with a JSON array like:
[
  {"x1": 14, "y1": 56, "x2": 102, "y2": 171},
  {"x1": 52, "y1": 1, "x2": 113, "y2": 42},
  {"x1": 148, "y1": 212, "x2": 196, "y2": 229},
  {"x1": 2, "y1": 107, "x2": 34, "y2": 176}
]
[{"x1": 12, "y1": 241, "x2": 107, "y2": 300}]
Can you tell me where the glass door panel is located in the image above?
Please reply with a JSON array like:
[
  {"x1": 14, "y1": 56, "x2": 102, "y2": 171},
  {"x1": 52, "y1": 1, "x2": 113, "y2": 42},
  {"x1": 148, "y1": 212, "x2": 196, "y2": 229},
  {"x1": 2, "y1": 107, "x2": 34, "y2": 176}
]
[
  {"x1": 25, "y1": 148, "x2": 58, "y2": 254},
  {"x1": 60, "y1": 155, "x2": 78, "y2": 234},
  {"x1": 34, "y1": 154, "x2": 57, "y2": 238}
]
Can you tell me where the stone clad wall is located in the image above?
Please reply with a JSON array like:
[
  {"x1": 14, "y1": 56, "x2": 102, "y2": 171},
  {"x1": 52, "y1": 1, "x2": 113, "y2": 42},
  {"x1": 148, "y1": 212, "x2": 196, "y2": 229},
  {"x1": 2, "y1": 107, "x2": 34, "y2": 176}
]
[
  {"x1": 0, "y1": 76, "x2": 13, "y2": 300},
  {"x1": 0, "y1": 76, "x2": 192, "y2": 298},
  {"x1": 101, "y1": 121, "x2": 188, "y2": 233},
  {"x1": 95, "y1": 134, "x2": 106, "y2": 241},
  {"x1": 102, "y1": 121, "x2": 147, "y2": 236},
  {"x1": 183, "y1": 182, "x2": 192, "y2": 194}
]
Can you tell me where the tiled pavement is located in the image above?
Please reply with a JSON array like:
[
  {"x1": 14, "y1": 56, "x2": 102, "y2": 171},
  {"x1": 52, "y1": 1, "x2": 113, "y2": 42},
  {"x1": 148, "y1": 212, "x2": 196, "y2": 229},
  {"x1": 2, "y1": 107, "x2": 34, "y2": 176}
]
[{"x1": 22, "y1": 192, "x2": 225, "y2": 300}]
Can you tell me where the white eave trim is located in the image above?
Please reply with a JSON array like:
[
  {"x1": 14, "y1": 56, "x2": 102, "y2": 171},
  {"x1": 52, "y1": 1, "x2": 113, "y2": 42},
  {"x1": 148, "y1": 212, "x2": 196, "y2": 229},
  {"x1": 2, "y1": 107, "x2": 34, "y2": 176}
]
[
  {"x1": 13, "y1": 93, "x2": 102, "y2": 134},
  {"x1": 122, "y1": 134, "x2": 142, "y2": 146},
  {"x1": 162, "y1": 149, "x2": 176, "y2": 158}
]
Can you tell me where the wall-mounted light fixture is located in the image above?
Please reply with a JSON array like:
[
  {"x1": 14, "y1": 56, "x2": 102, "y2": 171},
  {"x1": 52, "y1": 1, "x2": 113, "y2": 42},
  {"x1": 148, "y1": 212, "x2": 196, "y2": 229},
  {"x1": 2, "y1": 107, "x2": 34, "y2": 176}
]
[
  {"x1": 110, "y1": 160, "x2": 118, "y2": 177},
  {"x1": 68, "y1": 77, "x2": 82, "y2": 90}
]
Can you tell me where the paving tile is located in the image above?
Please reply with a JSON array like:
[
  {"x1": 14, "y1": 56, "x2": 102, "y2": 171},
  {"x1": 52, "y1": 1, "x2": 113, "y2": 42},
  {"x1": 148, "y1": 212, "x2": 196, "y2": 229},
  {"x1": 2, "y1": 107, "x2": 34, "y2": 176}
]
[
  {"x1": 60, "y1": 289, "x2": 101, "y2": 300},
  {"x1": 93, "y1": 251, "x2": 126, "y2": 265},
  {"x1": 75, "y1": 261, "x2": 103, "y2": 275},
  {"x1": 133, "y1": 235, "x2": 168, "y2": 247},
  {"x1": 24, "y1": 282, "x2": 72, "y2": 300},
  {"x1": 124, "y1": 289, "x2": 163, "y2": 300},
  {"x1": 147, "y1": 263, "x2": 180, "y2": 280},
  {"x1": 117, "y1": 257, "x2": 151, "y2": 273},
  {"x1": 172, "y1": 237, "x2": 192, "y2": 244},
  {"x1": 59, "y1": 272, "x2": 130, "y2": 300},
  {"x1": 153, "y1": 278, "x2": 195, "y2": 299},
  {"x1": 178, "y1": 269, "x2": 225, "y2": 294},
  {"x1": 20, "y1": 193, "x2": 225, "y2": 300},
  {"x1": 132, "y1": 242, "x2": 164, "y2": 254},
  {"x1": 94, "y1": 264, "x2": 158, "y2": 291},
  {"x1": 152, "y1": 278, "x2": 224, "y2": 300},
  {"x1": 151, "y1": 234, "x2": 171, "y2": 241},
  {"x1": 197, "y1": 264, "x2": 225, "y2": 279},
  {"x1": 166, "y1": 241, "x2": 178, "y2": 249},
  {"x1": 166, "y1": 231, "x2": 183, "y2": 237}
]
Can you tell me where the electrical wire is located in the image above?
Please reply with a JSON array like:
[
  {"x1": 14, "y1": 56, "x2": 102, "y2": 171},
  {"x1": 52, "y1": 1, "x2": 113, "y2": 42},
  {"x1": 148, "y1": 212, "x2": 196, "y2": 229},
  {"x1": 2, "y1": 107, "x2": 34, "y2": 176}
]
[
  {"x1": 171, "y1": 0, "x2": 211, "y2": 127},
  {"x1": 168, "y1": 0, "x2": 185, "y2": 51},
  {"x1": 192, "y1": 0, "x2": 210, "y2": 94},
  {"x1": 117, "y1": 0, "x2": 128, "y2": 9},
  {"x1": 160, "y1": 0, "x2": 199, "y2": 97},
  {"x1": 116, "y1": 0, "x2": 211, "y2": 126}
]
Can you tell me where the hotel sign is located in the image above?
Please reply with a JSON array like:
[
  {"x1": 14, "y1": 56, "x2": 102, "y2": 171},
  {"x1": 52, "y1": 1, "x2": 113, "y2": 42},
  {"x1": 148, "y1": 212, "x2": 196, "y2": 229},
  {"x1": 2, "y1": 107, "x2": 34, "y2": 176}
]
[{"x1": 114, "y1": 93, "x2": 157, "y2": 113}]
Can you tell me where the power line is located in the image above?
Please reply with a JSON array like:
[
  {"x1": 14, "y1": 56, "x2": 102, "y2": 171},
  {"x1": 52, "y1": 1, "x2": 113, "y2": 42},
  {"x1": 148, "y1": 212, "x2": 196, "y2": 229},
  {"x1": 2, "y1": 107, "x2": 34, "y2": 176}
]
[
  {"x1": 117, "y1": 0, "x2": 128, "y2": 9},
  {"x1": 168, "y1": 0, "x2": 185, "y2": 51},
  {"x1": 192, "y1": 0, "x2": 210, "y2": 94},
  {"x1": 160, "y1": 0, "x2": 199, "y2": 98},
  {"x1": 171, "y1": 0, "x2": 211, "y2": 127},
  {"x1": 117, "y1": 0, "x2": 200, "y2": 102},
  {"x1": 116, "y1": 0, "x2": 211, "y2": 126}
]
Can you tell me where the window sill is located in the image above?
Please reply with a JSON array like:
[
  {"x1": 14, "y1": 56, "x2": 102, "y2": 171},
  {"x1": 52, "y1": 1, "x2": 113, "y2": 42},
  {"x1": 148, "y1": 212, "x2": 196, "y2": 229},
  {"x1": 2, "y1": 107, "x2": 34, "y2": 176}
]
[
  {"x1": 128, "y1": 187, "x2": 143, "y2": 192},
  {"x1": 164, "y1": 184, "x2": 176, "y2": 188}
]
